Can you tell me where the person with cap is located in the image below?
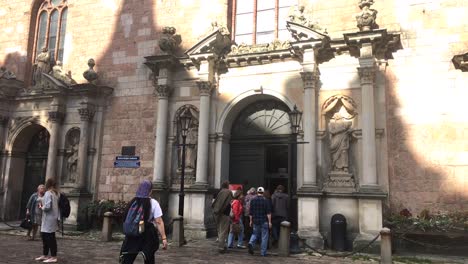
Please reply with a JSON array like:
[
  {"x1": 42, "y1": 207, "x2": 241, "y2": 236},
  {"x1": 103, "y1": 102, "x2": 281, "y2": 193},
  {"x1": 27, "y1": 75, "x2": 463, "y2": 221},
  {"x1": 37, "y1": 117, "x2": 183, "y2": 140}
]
[
  {"x1": 247, "y1": 187, "x2": 272, "y2": 257},
  {"x1": 120, "y1": 180, "x2": 167, "y2": 264}
]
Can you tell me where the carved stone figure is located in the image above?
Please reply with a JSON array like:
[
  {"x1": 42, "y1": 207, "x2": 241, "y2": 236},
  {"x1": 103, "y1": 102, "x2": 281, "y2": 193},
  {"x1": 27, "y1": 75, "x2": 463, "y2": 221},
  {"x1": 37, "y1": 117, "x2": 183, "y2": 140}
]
[
  {"x1": 288, "y1": 5, "x2": 322, "y2": 30},
  {"x1": 211, "y1": 21, "x2": 230, "y2": 36},
  {"x1": 52, "y1": 61, "x2": 76, "y2": 85},
  {"x1": 159, "y1": 27, "x2": 182, "y2": 55},
  {"x1": 83, "y1": 58, "x2": 98, "y2": 83},
  {"x1": 356, "y1": 0, "x2": 378, "y2": 31},
  {"x1": 65, "y1": 129, "x2": 80, "y2": 183},
  {"x1": 33, "y1": 47, "x2": 51, "y2": 85},
  {"x1": 0, "y1": 66, "x2": 16, "y2": 79},
  {"x1": 328, "y1": 112, "x2": 352, "y2": 172}
]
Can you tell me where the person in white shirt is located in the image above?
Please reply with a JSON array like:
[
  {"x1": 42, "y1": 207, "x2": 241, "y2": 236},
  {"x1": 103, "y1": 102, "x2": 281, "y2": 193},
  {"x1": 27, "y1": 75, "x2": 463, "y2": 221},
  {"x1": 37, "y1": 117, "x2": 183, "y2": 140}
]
[{"x1": 120, "y1": 180, "x2": 167, "y2": 264}]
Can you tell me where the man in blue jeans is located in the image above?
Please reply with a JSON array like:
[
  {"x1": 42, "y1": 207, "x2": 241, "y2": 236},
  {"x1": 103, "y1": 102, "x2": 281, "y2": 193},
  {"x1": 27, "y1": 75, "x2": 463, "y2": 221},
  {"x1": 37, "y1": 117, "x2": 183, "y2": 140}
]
[{"x1": 248, "y1": 187, "x2": 272, "y2": 257}]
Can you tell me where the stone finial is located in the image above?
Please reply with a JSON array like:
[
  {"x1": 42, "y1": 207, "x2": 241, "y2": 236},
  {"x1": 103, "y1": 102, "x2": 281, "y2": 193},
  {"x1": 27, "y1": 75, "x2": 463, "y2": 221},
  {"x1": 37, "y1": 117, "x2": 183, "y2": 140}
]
[
  {"x1": 288, "y1": 6, "x2": 322, "y2": 31},
  {"x1": 159, "y1": 27, "x2": 182, "y2": 55},
  {"x1": 211, "y1": 21, "x2": 230, "y2": 36},
  {"x1": 83, "y1": 58, "x2": 98, "y2": 84},
  {"x1": 0, "y1": 66, "x2": 16, "y2": 80},
  {"x1": 356, "y1": 0, "x2": 378, "y2": 31}
]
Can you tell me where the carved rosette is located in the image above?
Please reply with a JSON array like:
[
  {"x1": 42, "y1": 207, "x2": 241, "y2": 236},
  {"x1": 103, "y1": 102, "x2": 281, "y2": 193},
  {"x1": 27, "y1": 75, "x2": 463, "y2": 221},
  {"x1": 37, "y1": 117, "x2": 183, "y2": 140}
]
[
  {"x1": 358, "y1": 67, "x2": 375, "y2": 85},
  {"x1": 154, "y1": 84, "x2": 173, "y2": 99},
  {"x1": 78, "y1": 108, "x2": 95, "y2": 122},
  {"x1": 300, "y1": 71, "x2": 320, "y2": 90},
  {"x1": 197, "y1": 81, "x2": 214, "y2": 96},
  {"x1": 48, "y1": 111, "x2": 65, "y2": 123}
]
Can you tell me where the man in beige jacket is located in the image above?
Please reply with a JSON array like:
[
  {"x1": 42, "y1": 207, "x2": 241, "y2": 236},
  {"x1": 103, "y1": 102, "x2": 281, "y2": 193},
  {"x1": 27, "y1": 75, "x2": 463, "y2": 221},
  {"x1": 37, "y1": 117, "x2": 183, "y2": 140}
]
[{"x1": 212, "y1": 181, "x2": 233, "y2": 253}]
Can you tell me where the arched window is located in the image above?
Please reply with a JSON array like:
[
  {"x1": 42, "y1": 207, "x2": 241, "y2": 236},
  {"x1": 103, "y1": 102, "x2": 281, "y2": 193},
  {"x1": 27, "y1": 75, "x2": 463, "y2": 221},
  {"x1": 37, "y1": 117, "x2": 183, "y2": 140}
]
[
  {"x1": 232, "y1": 0, "x2": 297, "y2": 45},
  {"x1": 33, "y1": 0, "x2": 68, "y2": 62}
]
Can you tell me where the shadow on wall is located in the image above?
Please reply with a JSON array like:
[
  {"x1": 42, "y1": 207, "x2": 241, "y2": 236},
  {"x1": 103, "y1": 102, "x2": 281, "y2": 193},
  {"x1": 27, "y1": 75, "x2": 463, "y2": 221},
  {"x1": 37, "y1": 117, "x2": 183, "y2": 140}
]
[
  {"x1": 1, "y1": 52, "x2": 27, "y2": 81},
  {"x1": 92, "y1": 0, "x2": 161, "y2": 202}
]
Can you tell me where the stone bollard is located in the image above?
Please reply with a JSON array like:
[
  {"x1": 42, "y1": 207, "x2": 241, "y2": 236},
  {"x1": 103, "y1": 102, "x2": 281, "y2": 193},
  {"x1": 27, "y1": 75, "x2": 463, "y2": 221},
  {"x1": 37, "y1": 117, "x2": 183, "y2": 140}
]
[
  {"x1": 380, "y1": 228, "x2": 392, "y2": 264},
  {"x1": 278, "y1": 221, "x2": 291, "y2": 257},
  {"x1": 101, "y1": 212, "x2": 113, "y2": 242},
  {"x1": 172, "y1": 216, "x2": 184, "y2": 247}
]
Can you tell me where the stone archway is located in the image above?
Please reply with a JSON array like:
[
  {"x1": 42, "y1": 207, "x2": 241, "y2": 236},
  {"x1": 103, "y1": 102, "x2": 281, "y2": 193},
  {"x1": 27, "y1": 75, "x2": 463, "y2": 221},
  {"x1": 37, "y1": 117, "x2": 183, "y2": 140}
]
[{"x1": 3, "y1": 123, "x2": 49, "y2": 220}]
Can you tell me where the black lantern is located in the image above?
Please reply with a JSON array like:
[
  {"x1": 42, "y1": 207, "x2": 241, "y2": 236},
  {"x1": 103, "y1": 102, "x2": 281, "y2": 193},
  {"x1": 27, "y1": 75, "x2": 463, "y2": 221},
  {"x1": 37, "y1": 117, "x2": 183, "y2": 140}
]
[
  {"x1": 289, "y1": 105, "x2": 303, "y2": 135},
  {"x1": 177, "y1": 110, "x2": 192, "y2": 218}
]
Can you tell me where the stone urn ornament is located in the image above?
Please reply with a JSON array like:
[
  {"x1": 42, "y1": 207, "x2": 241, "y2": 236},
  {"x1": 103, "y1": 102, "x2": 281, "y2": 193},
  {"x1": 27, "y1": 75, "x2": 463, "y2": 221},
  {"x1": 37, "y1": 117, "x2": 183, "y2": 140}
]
[
  {"x1": 356, "y1": 0, "x2": 378, "y2": 31},
  {"x1": 83, "y1": 58, "x2": 98, "y2": 84},
  {"x1": 159, "y1": 27, "x2": 182, "y2": 55}
]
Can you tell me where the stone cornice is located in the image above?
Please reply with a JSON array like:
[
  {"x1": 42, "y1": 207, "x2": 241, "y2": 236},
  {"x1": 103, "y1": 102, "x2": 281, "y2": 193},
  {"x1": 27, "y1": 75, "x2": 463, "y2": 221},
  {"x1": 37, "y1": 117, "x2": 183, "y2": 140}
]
[
  {"x1": 452, "y1": 52, "x2": 468, "y2": 72},
  {"x1": 344, "y1": 29, "x2": 402, "y2": 60},
  {"x1": 144, "y1": 54, "x2": 179, "y2": 72}
]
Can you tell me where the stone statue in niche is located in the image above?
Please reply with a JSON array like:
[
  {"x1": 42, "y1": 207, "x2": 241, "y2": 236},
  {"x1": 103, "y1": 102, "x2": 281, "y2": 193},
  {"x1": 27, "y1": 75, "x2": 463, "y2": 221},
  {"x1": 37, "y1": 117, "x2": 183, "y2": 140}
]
[
  {"x1": 33, "y1": 47, "x2": 52, "y2": 86},
  {"x1": 65, "y1": 129, "x2": 80, "y2": 183},
  {"x1": 176, "y1": 107, "x2": 199, "y2": 172},
  {"x1": 328, "y1": 112, "x2": 352, "y2": 172}
]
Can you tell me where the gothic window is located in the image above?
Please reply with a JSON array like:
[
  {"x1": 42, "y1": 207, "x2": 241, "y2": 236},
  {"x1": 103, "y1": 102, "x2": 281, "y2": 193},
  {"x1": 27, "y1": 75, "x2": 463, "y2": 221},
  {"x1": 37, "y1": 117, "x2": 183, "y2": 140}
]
[
  {"x1": 232, "y1": 0, "x2": 298, "y2": 45},
  {"x1": 33, "y1": 0, "x2": 68, "y2": 62}
]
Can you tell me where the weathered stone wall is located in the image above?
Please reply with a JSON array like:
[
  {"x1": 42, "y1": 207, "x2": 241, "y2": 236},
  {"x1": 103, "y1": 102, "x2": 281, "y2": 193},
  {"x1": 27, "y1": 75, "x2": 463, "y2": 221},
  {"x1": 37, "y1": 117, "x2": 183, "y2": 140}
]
[{"x1": 1, "y1": 0, "x2": 466, "y2": 213}]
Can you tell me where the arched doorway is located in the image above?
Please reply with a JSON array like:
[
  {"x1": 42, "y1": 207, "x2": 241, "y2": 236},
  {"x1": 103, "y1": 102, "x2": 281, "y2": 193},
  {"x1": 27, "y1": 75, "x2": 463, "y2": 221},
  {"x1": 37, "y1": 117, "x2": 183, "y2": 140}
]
[
  {"x1": 4, "y1": 123, "x2": 49, "y2": 220},
  {"x1": 19, "y1": 127, "x2": 50, "y2": 218},
  {"x1": 229, "y1": 98, "x2": 295, "y2": 197}
]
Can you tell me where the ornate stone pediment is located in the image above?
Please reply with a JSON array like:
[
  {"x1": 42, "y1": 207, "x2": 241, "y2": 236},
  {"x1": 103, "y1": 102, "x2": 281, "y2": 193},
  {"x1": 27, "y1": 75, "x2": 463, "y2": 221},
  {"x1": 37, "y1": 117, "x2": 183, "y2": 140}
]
[
  {"x1": 286, "y1": 21, "x2": 328, "y2": 42},
  {"x1": 185, "y1": 29, "x2": 231, "y2": 60},
  {"x1": 37, "y1": 72, "x2": 68, "y2": 93},
  {"x1": 452, "y1": 52, "x2": 468, "y2": 72}
]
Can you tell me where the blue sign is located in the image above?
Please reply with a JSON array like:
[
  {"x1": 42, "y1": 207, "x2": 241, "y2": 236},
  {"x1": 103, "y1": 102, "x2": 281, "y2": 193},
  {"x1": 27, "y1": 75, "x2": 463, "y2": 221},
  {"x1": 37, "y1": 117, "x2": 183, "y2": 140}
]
[
  {"x1": 114, "y1": 160, "x2": 141, "y2": 168},
  {"x1": 116, "y1": 156, "x2": 140, "y2": 161}
]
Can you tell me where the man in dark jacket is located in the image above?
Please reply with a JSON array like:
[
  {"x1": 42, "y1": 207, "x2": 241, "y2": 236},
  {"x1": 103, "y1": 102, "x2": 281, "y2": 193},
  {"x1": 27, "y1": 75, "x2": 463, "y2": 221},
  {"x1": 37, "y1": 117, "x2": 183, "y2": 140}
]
[
  {"x1": 271, "y1": 185, "x2": 289, "y2": 244},
  {"x1": 212, "y1": 181, "x2": 232, "y2": 253}
]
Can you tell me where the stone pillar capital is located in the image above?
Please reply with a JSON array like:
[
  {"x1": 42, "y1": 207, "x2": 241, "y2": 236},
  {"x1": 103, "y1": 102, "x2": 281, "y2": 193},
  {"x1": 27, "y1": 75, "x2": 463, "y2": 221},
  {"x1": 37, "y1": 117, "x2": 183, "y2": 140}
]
[
  {"x1": 154, "y1": 84, "x2": 173, "y2": 99},
  {"x1": 78, "y1": 107, "x2": 95, "y2": 122},
  {"x1": 48, "y1": 111, "x2": 65, "y2": 123},
  {"x1": 357, "y1": 66, "x2": 376, "y2": 85},
  {"x1": 197, "y1": 81, "x2": 214, "y2": 96},
  {"x1": 300, "y1": 71, "x2": 320, "y2": 90}
]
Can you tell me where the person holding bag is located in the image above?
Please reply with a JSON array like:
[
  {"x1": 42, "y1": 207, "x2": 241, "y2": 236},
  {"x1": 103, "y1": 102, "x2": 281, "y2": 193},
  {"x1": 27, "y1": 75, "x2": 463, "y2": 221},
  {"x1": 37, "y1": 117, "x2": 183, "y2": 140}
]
[
  {"x1": 120, "y1": 180, "x2": 167, "y2": 264},
  {"x1": 25, "y1": 184, "x2": 45, "y2": 240},
  {"x1": 227, "y1": 190, "x2": 246, "y2": 249},
  {"x1": 35, "y1": 179, "x2": 59, "y2": 263}
]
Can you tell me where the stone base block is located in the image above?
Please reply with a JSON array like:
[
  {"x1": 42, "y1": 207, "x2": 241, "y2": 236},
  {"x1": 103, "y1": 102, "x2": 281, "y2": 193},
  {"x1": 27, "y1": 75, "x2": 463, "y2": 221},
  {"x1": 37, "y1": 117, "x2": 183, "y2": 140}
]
[
  {"x1": 298, "y1": 230, "x2": 324, "y2": 250},
  {"x1": 353, "y1": 233, "x2": 381, "y2": 254},
  {"x1": 185, "y1": 224, "x2": 216, "y2": 240}
]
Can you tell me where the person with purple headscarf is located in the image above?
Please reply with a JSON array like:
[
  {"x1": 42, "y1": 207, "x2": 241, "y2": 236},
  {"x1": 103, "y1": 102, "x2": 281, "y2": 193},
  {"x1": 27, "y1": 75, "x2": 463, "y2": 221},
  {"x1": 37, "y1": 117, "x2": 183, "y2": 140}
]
[{"x1": 120, "y1": 180, "x2": 167, "y2": 264}]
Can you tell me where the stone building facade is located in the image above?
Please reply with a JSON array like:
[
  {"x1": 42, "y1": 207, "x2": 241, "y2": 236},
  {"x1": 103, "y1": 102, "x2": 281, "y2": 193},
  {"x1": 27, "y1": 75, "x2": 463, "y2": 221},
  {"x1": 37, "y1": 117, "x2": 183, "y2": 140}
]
[{"x1": 0, "y1": 0, "x2": 467, "y2": 248}]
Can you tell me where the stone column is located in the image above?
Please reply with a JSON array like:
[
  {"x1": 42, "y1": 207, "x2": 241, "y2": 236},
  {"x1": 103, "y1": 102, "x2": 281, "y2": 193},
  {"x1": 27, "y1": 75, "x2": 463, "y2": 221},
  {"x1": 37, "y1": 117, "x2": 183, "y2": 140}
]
[
  {"x1": 358, "y1": 59, "x2": 378, "y2": 187},
  {"x1": 195, "y1": 81, "x2": 213, "y2": 186},
  {"x1": 153, "y1": 85, "x2": 172, "y2": 185},
  {"x1": 0, "y1": 115, "x2": 8, "y2": 190},
  {"x1": 300, "y1": 70, "x2": 319, "y2": 188},
  {"x1": 77, "y1": 104, "x2": 95, "y2": 191},
  {"x1": 46, "y1": 111, "x2": 64, "y2": 181}
]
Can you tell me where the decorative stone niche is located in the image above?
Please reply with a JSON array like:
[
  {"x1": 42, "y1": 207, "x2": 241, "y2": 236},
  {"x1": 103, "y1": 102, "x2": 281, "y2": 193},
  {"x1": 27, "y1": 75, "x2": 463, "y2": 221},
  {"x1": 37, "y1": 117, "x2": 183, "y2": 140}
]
[{"x1": 62, "y1": 127, "x2": 80, "y2": 185}]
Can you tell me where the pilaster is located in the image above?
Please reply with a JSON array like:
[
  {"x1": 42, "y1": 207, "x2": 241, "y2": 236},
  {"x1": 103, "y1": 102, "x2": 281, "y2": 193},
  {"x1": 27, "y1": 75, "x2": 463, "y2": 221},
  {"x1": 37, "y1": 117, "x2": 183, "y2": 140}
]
[
  {"x1": 46, "y1": 109, "x2": 65, "y2": 181},
  {"x1": 76, "y1": 102, "x2": 95, "y2": 191}
]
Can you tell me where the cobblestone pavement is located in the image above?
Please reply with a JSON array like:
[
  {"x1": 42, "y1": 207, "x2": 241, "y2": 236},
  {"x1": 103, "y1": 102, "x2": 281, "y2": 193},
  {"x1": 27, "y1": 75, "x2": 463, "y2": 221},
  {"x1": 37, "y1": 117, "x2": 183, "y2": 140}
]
[{"x1": 0, "y1": 233, "x2": 377, "y2": 264}]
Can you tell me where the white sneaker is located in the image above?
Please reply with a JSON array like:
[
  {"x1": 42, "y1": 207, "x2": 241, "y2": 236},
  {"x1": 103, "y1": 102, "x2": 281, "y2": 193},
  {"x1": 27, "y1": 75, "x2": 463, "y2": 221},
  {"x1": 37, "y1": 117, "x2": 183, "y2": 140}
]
[
  {"x1": 43, "y1": 258, "x2": 57, "y2": 263},
  {"x1": 35, "y1": 256, "x2": 48, "y2": 261}
]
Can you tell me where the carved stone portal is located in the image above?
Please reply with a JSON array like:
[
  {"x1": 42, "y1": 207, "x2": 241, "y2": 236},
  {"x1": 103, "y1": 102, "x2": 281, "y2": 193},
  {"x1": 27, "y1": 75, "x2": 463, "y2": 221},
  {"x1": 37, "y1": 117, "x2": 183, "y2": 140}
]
[
  {"x1": 322, "y1": 95, "x2": 357, "y2": 192},
  {"x1": 64, "y1": 128, "x2": 80, "y2": 183},
  {"x1": 174, "y1": 105, "x2": 199, "y2": 185}
]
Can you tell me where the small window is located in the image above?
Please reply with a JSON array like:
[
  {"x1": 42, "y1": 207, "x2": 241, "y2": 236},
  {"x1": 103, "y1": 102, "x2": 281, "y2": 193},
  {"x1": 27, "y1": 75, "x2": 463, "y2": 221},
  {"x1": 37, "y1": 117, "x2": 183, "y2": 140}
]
[
  {"x1": 33, "y1": 0, "x2": 68, "y2": 63},
  {"x1": 232, "y1": 0, "x2": 298, "y2": 45}
]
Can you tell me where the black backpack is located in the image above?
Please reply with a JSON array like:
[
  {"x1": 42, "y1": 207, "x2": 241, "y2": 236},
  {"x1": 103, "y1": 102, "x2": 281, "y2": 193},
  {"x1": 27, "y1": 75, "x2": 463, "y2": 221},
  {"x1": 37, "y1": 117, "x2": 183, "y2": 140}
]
[
  {"x1": 123, "y1": 198, "x2": 151, "y2": 237},
  {"x1": 58, "y1": 193, "x2": 71, "y2": 218}
]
